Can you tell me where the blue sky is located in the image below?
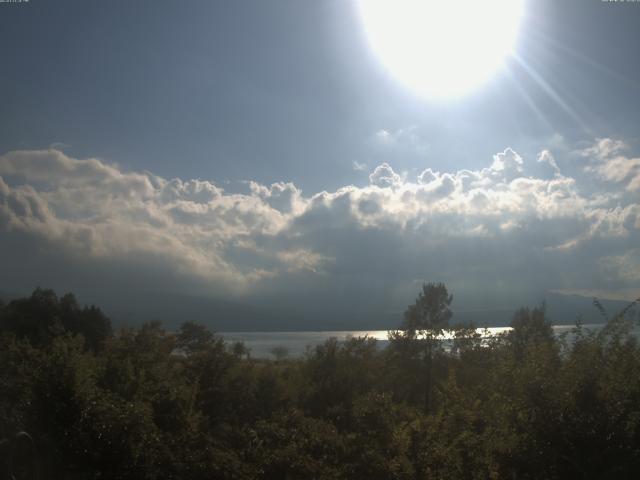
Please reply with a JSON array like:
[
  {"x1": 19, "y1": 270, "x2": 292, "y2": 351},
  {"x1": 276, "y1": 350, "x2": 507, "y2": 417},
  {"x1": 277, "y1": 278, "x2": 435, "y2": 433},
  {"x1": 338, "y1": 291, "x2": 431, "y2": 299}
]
[{"x1": 1, "y1": 0, "x2": 639, "y2": 326}]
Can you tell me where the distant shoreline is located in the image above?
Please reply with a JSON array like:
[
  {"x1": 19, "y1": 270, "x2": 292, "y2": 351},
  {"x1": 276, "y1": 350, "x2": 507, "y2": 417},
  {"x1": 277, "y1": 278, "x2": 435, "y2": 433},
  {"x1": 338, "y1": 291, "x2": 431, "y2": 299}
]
[{"x1": 218, "y1": 323, "x2": 632, "y2": 359}]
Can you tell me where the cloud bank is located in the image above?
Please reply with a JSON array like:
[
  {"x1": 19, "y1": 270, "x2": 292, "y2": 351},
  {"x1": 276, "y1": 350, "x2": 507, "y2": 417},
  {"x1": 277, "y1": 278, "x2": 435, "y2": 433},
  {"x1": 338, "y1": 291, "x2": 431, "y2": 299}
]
[{"x1": 1, "y1": 140, "x2": 639, "y2": 323}]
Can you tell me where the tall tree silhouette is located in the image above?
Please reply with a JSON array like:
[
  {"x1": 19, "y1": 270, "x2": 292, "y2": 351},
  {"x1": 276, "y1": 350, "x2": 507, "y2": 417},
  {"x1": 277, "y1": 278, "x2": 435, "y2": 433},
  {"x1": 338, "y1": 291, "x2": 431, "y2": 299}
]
[{"x1": 389, "y1": 282, "x2": 453, "y2": 413}]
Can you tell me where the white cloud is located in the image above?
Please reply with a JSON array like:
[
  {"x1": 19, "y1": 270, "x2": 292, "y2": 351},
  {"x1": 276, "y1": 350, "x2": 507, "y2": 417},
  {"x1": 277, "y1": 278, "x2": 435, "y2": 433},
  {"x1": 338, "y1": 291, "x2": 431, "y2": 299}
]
[
  {"x1": 249, "y1": 181, "x2": 304, "y2": 214},
  {"x1": 417, "y1": 168, "x2": 437, "y2": 184},
  {"x1": 588, "y1": 154, "x2": 640, "y2": 191},
  {"x1": 580, "y1": 138, "x2": 640, "y2": 191},
  {"x1": 599, "y1": 249, "x2": 640, "y2": 283},
  {"x1": 1, "y1": 139, "x2": 639, "y2": 311},
  {"x1": 0, "y1": 150, "x2": 316, "y2": 294},
  {"x1": 579, "y1": 137, "x2": 627, "y2": 160},
  {"x1": 374, "y1": 126, "x2": 428, "y2": 154},
  {"x1": 375, "y1": 129, "x2": 393, "y2": 144},
  {"x1": 537, "y1": 149, "x2": 562, "y2": 177},
  {"x1": 352, "y1": 160, "x2": 367, "y2": 171},
  {"x1": 368, "y1": 162, "x2": 403, "y2": 188},
  {"x1": 487, "y1": 147, "x2": 524, "y2": 180}
]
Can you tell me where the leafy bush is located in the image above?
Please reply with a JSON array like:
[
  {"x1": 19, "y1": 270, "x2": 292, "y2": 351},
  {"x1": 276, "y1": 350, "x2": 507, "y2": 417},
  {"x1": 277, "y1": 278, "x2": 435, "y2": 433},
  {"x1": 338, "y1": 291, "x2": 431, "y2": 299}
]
[{"x1": 1, "y1": 287, "x2": 639, "y2": 479}]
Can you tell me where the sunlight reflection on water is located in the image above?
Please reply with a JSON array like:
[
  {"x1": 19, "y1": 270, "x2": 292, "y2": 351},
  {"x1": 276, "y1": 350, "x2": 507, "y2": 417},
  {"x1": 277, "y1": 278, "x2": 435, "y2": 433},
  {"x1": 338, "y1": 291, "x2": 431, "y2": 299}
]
[{"x1": 221, "y1": 324, "x2": 639, "y2": 359}]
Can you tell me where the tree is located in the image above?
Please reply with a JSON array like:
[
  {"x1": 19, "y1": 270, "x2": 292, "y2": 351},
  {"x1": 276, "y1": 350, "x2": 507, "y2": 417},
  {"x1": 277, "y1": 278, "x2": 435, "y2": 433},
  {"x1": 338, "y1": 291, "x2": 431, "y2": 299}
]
[
  {"x1": 0, "y1": 289, "x2": 111, "y2": 351},
  {"x1": 59, "y1": 293, "x2": 112, "y2": 351},
  {"x1": 508, "y1": 304, "x2": 554, "y2": 358},
  {"x1": 0, "y1": 288, "x2": 63, "y2": 346},
  {"x1": 176, "y1": 321, "x2": 214, "y2": 353},
  {"x1": 270, "y1": 345, "x2": 289, "y2": 362},
  {"x1": 389, "y1": 282, "x2": 453, "y2": 413},
  {"x1": 401, "y1": 282, "x2": 453, "y2": 338}
]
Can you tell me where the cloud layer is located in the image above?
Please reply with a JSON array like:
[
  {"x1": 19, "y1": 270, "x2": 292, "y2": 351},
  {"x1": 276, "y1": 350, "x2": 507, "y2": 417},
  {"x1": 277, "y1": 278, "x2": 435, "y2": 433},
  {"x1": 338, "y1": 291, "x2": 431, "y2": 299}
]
[{"x1": 1, "y1": 140, "x2": 639, "y2": 321}]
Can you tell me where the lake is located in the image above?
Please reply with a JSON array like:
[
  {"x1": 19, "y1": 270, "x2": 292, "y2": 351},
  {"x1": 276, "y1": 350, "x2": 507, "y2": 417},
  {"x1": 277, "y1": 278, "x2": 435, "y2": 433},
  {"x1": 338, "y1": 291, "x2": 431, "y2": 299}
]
[{"x1": 220, "y1": 323, "x2": 636, "y2": 358}]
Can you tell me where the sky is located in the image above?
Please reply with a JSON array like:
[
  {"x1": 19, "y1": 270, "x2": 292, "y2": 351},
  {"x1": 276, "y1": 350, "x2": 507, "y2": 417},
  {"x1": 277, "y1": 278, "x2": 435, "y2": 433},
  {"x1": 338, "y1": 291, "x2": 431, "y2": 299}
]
[{"x1": 1, "y1": 0, "x2": 639, "y2": 328}]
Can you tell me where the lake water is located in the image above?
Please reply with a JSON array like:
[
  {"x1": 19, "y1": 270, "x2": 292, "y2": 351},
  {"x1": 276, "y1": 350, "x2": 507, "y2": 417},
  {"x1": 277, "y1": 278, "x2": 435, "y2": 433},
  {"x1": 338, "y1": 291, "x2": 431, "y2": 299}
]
[{"x1": 220, "y1": 323, "x2": 635, "y2": 359}]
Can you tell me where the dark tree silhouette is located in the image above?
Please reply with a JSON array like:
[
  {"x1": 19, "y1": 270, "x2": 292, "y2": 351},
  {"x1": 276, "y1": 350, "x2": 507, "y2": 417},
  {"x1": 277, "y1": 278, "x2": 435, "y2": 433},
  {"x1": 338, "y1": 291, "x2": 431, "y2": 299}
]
[
  {"x1": 389, "y1": 282, "x2": 453, "y2": 413},
  {"x1": 0, "y1": 288, "x2": 112, "y2": 351},
  {"x1": 508, "y1": 304, "x2": 554, "y2": 357},
  {"x1": 401, "y1": 281, "x2": 453, "y2": 337},
  {"x1": 176, "y1": 320, "x2": 214, "y2": 353}
]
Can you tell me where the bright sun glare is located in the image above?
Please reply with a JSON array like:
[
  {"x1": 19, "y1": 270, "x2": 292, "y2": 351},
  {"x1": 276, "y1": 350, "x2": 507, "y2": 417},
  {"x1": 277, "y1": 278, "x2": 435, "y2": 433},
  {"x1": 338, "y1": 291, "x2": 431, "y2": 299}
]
[{"x1": 358, "y1": 0, "x2": 525, "y2": 99}]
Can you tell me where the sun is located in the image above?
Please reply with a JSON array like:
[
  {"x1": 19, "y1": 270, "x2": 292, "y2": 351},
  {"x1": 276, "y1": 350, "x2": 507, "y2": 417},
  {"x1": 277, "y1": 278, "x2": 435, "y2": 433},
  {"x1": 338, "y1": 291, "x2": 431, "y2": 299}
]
[{"x1": 357, "y1": 0, "x2": 525, "y2": 99}]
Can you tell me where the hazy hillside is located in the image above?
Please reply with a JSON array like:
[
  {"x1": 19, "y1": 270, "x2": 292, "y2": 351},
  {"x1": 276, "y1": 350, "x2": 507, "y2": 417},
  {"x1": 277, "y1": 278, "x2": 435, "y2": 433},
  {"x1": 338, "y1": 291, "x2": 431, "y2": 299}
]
[{"x1": 2, "y1": 288, "x2": 629, "y2": 331}]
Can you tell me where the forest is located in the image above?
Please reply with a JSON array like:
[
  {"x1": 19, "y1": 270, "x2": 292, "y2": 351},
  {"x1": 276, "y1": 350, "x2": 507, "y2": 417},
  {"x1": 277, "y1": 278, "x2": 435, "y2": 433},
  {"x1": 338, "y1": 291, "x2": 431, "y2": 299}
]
[{"x1": 1, "y1": 284, "x2": 640, "y2": 479}]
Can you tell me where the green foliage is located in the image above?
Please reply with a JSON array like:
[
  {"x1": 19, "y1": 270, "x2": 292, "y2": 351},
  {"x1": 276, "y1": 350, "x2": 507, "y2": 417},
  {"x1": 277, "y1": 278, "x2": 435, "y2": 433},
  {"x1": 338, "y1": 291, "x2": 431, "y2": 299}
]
[
  {"x1": 387, "y1": 282, "x2": 455, "y2": 413},
  {"x1": 400, "y1": 281, "x2": 453, "y2": 338},
  {"x1": 0, "y1": 288, "x2": 112, "y2": 351},
  {"x1": 176, "y1": 321, "x2": 214, "y2": 354},
  {"x1": 508, "y1": 304, "x2": 555, "y2": 354},
  {"x1": 303, "y1": 336, "x2": 383, "y2": 428},
  {"x1": 2, "y1": 287, "x2": 640, "y2": 478},
  {"x1": 251, "y1": 409, "x2": 344, "y2": 479}
]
